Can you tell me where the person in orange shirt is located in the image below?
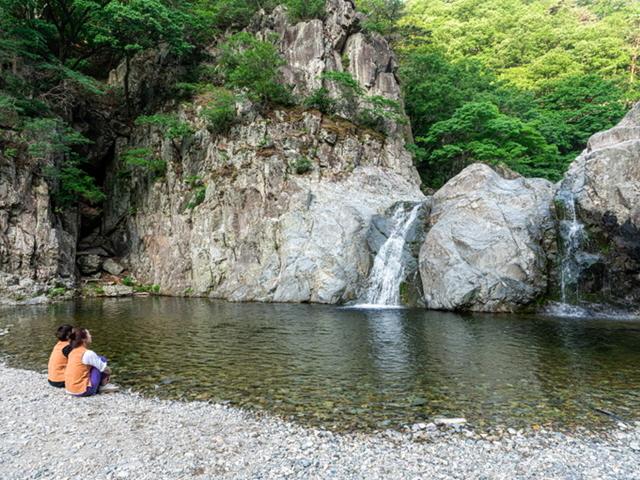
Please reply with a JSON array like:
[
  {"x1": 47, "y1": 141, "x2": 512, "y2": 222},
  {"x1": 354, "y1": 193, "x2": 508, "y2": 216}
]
[
  {"x1": 64, "y1": 327, "x2": 117, "y2": 396},
  {"x1": 47, "y1": 324, "x2": 73, "y2": 388}
]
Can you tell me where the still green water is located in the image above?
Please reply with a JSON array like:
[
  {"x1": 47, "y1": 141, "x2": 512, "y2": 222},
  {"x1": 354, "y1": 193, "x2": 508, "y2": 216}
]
[{"x1": 1, "y1": 297, "x2": 639, "y2": 431}]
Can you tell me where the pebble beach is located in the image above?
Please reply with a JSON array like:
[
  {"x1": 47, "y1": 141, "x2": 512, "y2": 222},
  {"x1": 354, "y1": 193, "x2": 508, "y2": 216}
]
[{"x1": 1, "y1": 363, "x2": 639, "y2": 479}]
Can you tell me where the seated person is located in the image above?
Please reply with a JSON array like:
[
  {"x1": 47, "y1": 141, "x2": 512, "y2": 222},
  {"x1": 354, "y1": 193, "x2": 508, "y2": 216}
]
[
  {"x1": 47, "y1": 324, "x2": 73, "y2": 388},
  {"x1": 64, "y1": 327, "x2": 117, "y2": 396}
]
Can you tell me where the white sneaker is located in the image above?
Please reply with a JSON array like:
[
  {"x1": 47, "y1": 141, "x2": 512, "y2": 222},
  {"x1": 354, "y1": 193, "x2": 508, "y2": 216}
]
[{"x1": 100, "y1": 383, "x2": 120, "y2": 394}]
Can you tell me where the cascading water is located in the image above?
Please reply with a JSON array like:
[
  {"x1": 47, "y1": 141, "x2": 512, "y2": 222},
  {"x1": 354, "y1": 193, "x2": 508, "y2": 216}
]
[
  {"x1": 547, "y1": 189, "x2": 620, "y2": 318},
  {"x1": 556, "y1": 189, "x2": 587, "y2": 304},
  {"x1": 360, "y1": 203, "x2": 422, "y2": 307}
]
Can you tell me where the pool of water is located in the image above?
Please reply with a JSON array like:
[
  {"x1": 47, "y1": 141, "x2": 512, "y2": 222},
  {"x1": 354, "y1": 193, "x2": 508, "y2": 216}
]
[{"x1": 1, "y1": 297, "x2": 639, "y2": 431}]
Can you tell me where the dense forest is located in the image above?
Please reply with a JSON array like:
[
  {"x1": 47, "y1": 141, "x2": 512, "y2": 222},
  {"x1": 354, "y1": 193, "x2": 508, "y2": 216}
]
[
  {"x1": 1, "y1": 0, "x2": 638, "y2": 199},
  {"x1": 398, "y1": 0, "x2": 640, "y2": 187}
]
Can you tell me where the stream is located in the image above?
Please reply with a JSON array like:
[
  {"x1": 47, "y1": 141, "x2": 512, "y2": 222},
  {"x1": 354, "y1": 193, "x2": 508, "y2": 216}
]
[{"x1": 1, "y1": 297, "x2": 639, "y2": 432}]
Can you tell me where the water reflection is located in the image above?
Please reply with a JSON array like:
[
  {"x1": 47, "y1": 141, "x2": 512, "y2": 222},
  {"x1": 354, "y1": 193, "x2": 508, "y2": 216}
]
[{"x1": 1, "y1": 298, "x2": 639, "y2": 431}]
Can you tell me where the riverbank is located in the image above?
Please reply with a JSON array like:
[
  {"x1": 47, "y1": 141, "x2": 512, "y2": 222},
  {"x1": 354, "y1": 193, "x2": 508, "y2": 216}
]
[{"x1": 1, "y1": 364, "x2": 639, "y2": 479}]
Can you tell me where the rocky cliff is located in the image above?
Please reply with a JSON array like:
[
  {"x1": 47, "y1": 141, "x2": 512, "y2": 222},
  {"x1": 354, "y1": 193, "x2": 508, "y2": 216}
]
[
  {"x1": 0, "y1": 148, "x2": 77, "y2": 303},
  {"x1": 2, "y1": 0, "x2": 638, "y2": 313},
  {"x1": 90, "y1": 0, "x2": 424, "y2": 303}
]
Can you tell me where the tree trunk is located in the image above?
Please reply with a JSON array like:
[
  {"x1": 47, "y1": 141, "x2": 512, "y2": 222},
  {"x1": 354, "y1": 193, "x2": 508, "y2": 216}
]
[{"x1": 124, "y1": 54, "x2": 132, "y2": 116}]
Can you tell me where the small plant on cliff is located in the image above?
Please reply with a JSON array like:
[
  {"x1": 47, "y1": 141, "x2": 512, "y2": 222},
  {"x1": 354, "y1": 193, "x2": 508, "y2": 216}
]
[
  {"x1": 47, "y1": 287, "x2": 67, "y2": 298},
  {"x1": 187, "y1": 185, "x2": 206, "y2": 209},
  {"x1": 135, "y1": 113, "x2": 194, "y2": 161},
  {"x1": 200, "y1": 88, "x2": 237, "y2": 134},
  {"x1": 320, "y1": 71, "x2": 363, "y2": 116},
  {"x1": 303, "y1": 87, "x2": 336, "y2": 114},
  {"x1": 293, "y1": 156, "x2": 312, "y2": 174},
  {"x1": 356, "y1": 95, "x2": 406, "y2": 132},
  {"x1": 135, "y1": 114, "x2": 194, "y2": 141},
  {"x1": 314, "y1": 72, "x2": 404, "y2": 134},
  {"x1": 22, "y1": 118, "x2": 92, "y2": 159},
  {"x1": 218, "y1": 32, "x2": 293, "y2": 107},
  {"x1": 44, "y1": 156, "x2": 107, "y2": 206},
  {"x1": 26, "y1": 119, "x2": 105, "y2": 206},
  {"x1": 185, "y1": 175, "x2": 207, "y2": 209},
  {"x1": 122, "y1": 147, "x2": 167, "y2": 178}
]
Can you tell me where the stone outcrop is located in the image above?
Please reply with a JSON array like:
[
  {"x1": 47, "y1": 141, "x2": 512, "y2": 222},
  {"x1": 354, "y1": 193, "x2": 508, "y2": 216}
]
[
  {"x1": 105, "y1": 109, "x2": 423, "y2": 303},
  {"x1": 556, "y1": 102, "x2": 640, "y2": 305},
  {"x1": 251, "y1": 0, "x2": 414, "y2": 179},
  {"x1": 419, "y1": 164, "x2": 555, "y2": 312},
  {"x1": 0, "y1": 152, "x2": 77, "y2": 303}
]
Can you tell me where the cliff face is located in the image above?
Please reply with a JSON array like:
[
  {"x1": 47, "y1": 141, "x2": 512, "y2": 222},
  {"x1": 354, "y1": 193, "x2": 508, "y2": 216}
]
[
  {"x1": 94, "y1": 0, "x2": 424, "y2": 303},
  {"x1": 0, "y1": 151, "x2": 77, "y2": 303}
]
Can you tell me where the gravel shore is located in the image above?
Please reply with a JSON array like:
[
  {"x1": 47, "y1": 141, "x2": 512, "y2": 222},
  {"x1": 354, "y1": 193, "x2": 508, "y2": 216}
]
[{"x1": 1, "y1": 363, "x2": 639, "y2": 479}]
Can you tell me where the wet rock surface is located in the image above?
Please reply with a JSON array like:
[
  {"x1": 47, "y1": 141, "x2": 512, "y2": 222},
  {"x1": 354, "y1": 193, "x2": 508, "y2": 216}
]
[
  {"x1": 419, "y1": 164, "x2": 556, "y2": 312},
  {"x1": 1, "y1": 363, "x2": 639, "y2": 480},
  {"x1": 557, "y1": 102, "x2": 640, "y2": 305}
]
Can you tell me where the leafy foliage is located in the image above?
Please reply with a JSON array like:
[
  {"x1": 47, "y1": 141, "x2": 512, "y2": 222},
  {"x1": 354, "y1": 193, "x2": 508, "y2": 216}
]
[
  {"x1": 303, "y1": 87, "x2": 336, "y2": 114},
  {"x1": 122, "y1": 147, "x2": 166, "y2": 177},
  {"x1": 1, "y1": 0, "x2": 638, "y2": 200},
  {"x1": 218, "y1": 33, "x2": 292, "y2": 106},
  {"x1": 416, "y1": 102, "x2": 561, "y2": 184},
  {"x1": 397, "y1": 0, "x2": 638, "y2": 187},
  {"x1": 200, "y1": 88, "x2": 237, "y2": 133},
  {"x1": 284, "y1": 0, "x2": 325, "y2": 22},
  {"x1": 45, "y1": 158, "x2": 106, "y2": 205},
  {"x1": 316, "y1": 71, "x2": 404, "y2": 133},
  {"x1": 357, "y1": 0, "x2": 404, "y2": 36},
  {"x1": 135, "y1": 114, "x2": 194, "y2": 140},
  {"x1": 293, "y1": 156, "x2": 312, "y2": 174}
]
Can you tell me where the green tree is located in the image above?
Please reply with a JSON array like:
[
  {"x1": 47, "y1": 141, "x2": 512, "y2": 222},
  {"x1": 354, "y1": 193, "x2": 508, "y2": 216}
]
[
  {"x1": 284, "y1": 0, "x2": 325, "y2": 22},
  {"x1": 357, "y1": 0, "x2": 404, "y2": 36},
  {"x1": 418, "y1": 102, "x2": 561, "y2": 186},
  {"x1": 91, "y1": 0, "x2": 192, "y2": 111},
  {"x1": 218, "y1": 32, "x2": 291, "y2": 106},
  {"x1": 535, "y1": 74, "x2": 627, "y2": 160}
]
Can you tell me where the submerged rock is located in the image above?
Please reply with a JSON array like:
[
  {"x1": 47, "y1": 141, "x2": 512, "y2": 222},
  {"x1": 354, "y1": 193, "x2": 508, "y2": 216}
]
[
  {"x1": 101, "y1": 285, "x2": 133, "y2": 297},
  {"x1": 419, "y1": 163, "x2": 555, "y2": 312}
]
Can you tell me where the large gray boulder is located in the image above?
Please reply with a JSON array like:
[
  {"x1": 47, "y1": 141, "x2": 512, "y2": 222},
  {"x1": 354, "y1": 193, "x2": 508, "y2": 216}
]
[
  {"x1": 556, "y1": 102, "x2": 640, "y2": 304},
  {"x1": 419, "y1": 163, "x2": 555, "y2": 312}
]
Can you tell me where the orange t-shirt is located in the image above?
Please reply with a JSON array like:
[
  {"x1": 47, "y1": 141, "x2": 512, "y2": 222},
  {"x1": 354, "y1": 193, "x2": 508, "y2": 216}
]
[
  {"x1": 64, "y1": 346, "x2": 91, "y2": 395},
  {"x1": 47, "y1": 340, "x2": 70, "y2": 383}
]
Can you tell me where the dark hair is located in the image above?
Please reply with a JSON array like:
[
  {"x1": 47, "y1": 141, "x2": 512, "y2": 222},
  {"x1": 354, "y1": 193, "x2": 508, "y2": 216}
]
[
  {"x1": 69, "y1": 327, "x2": 89, "y2": 349},
  {"x1": 56, "y1": 324, "x2": 73, "y2": 341}
]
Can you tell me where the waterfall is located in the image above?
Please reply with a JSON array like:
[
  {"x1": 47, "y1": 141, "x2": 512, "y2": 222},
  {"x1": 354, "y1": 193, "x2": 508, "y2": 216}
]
[
  {"x1": 556, "y1": 189, "x2": 587, "y2": 304},
  {"x1": 547, "y1": 189, "x2": 609, "y2": 317},
  {"x1": 360, "y1": 203, "x2": 422, "y2": 307}
]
